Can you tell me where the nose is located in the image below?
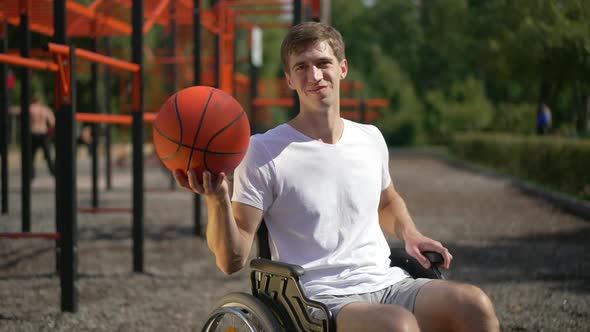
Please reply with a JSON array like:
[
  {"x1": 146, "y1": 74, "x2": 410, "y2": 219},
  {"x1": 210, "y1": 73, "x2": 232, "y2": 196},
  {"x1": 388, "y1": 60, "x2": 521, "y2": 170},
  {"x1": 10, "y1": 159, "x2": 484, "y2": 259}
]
[{"x1": 308, "y1": 65, "x2": 322, "y2": 82}]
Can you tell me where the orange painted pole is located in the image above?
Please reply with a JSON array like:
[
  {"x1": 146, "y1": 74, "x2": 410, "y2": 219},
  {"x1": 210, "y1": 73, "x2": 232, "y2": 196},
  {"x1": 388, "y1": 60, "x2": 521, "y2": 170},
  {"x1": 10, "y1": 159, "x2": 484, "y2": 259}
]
[
  {"x1": 67, "y1": 0, "x2": 107, "y2": 35},
  {"x1": 76, "y1": 113, "x2": 132, "y2": 125},
  {"x1": 66, "y1": 1, "x2": 132, "y2": 35},
  {"x1": 0, "y1": 232, "x2": 61, "y2": 240},
  {"x1": 0, "y1": 54, "x2": 58, "y2": 71},
  {"x1": 75, "y1": 112, "x2": 156, "y2": 125},
  {"x1": 365, "y1": 99, "x2": 389, "y2": 107},
  {"x1": 237, "y1": 21, "x2": 291, "y2": 29},
  {"x1": 143, "y1": 0, "x2": 172, "y2": 34},
  {"x1": 229, "y1": 1, "x2": 290, "y2": 6},
  {"x1": 46, "y1": 43, "x2": 140, "y2": 72},
  {"x1": 233, "y1": 8, "x2": 290, "y2": 15}
]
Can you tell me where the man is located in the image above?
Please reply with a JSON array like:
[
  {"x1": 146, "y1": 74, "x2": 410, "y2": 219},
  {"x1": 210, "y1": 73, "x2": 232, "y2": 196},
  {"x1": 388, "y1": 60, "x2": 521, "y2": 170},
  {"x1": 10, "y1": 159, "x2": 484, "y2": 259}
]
[
  {"x1": 175, "y1": 22, "x2": 499, "y2": 331},
  {"x1": 16, "y1": 96, "x2": 56, "y2": 178}
]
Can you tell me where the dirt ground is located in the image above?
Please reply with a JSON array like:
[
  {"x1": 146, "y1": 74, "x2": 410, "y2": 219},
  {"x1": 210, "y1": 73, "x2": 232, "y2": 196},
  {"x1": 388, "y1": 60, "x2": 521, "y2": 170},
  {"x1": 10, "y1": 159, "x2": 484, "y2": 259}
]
[{"x1": 1, "y1": 148, "x2": 589, "y2": 331}]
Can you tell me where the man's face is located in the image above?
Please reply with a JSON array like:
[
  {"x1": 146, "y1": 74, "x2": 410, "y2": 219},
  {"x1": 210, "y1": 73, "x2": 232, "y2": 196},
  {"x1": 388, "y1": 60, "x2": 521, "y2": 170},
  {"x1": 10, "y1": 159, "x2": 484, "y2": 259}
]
[{"x1": 285, "y1": 41, "x2": 348, "y2": 110}]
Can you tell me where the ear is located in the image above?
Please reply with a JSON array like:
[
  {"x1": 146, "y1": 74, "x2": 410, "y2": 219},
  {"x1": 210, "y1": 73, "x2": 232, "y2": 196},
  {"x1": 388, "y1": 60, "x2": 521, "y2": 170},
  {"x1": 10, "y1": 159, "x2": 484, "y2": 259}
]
[
  {"x1": 340, "y1": 59, "x2": 348, "y2": 79},
  {"x1": 285, "y1": 72, "x2": 296, "y2": 90}
]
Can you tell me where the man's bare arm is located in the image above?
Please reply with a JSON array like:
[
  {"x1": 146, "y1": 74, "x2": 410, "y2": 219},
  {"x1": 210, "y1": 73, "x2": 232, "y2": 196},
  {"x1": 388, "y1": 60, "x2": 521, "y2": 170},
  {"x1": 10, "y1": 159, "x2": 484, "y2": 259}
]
[
  {"x1": 175, "y1": 170, "x2": 263, "y2": 274},
  {"x1": 378, "y1": 182, "x2": 452, "y2": 269}
]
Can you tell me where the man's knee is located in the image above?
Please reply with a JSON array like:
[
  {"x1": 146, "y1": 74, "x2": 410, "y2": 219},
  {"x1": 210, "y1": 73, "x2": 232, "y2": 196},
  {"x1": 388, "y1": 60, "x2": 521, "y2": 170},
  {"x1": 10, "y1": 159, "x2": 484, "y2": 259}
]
[
  {"x1": 416, "y1": 281, "x2": 499, "y2": 331},
  {"x1": 454, "y1": 283, "x2": 499, "y2": 331},
  {"x1": 379, "y1": 306, "x2": 419, "y2": 332}
]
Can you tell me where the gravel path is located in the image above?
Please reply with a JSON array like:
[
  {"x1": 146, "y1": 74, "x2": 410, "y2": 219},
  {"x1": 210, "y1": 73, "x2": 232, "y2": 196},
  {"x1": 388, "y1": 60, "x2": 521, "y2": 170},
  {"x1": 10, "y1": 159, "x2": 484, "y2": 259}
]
[{"x1": 1, "y1": 150, "x2": 588, "y2": 331}]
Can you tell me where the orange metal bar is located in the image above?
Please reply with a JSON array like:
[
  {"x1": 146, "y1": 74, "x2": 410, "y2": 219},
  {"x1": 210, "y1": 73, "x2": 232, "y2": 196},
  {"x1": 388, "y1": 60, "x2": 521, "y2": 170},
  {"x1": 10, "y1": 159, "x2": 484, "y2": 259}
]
[
  {"x1": 237, "y1": 21, "x2": 291, "y2": 29},
  {"x1": 233, "y1": 8, "x2": 290, "y2": 15},
  {"x1": 67, "y1": 0, "x2": 106, "y2": 35},
  {"x1": 143, "y1": 0, "x2": 172, "y2": 34},
  {"x1": 75, "y1": 112, "x2": 155, "y2": 124},
  {"x1": 76, "y1": 113, "x2": 132, "y2": 125},
  {"x1": 340, "y1": 99, "x2": 361, "y2": 107},
  {"x1": 67, "y1": 1, "x2": 132, "y2": 35},
  {"x1": 201, "y1": 11, "x2": 220, "y2": 34},
  {"x1": 0, "y1": 232, "x2": 60, "y2": 240},
  {"x1": 228, "y1": 1, "x2": 289, "y2": 6},
  {"x1": 0, "y1": 54, "x2": 58, "y2": 71},
  {"x1": 144, "y1": 112, "x2": 156, "y2": 122},
  {"x1": 6, "y1": 17, "x2": 53, "y2": 36},
  {"x1": 56, "y1": 53, "x2": 70, "y2": 101},
  {"x1": 365, "y1": 99, "x2": 390, "y2": 108},
  {"x1": 47, "y1": 43, "x2": 140, "y2": 72},
  {"x1": 19, "y1": 0, "x2": 31, "y2": 14}
]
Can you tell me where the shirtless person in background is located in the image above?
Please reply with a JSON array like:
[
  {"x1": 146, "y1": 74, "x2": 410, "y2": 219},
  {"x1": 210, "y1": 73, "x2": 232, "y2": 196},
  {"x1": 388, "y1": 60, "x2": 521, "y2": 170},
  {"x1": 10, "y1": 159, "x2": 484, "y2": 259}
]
[{"x1": 29, "y1": 96, "x2": 56, "y2": 178}]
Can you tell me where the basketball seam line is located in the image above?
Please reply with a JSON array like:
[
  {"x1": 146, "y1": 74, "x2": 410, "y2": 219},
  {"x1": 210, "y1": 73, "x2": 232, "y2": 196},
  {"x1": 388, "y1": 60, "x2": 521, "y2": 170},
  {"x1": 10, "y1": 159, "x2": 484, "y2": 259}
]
[
  {"x1": 186, "y1": 88, "x2": 214, "y2": 171},
  {"x1": 158, "y1": 93, "x2": 182, "y2": 161},
  {"x1": 154, "y1": 126, "x2": 246, "y2": 156},
  {"x1": 203, "y1": 111, "x2": 247, "y2": 173}
]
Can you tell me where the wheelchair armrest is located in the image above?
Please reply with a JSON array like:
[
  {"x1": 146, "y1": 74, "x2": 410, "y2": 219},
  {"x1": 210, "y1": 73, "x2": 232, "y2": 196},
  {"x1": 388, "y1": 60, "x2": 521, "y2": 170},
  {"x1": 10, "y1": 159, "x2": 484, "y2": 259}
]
[
  {"x1": 423, "y1": 251, "x2": 444, "y2": 265},
  {"x1": 250, "y1": 258, "x2": 334, "y2": 332},
  {"x1": 250, "y1": 258, "x2": 305, "y2": 278},
  {"x1": 389, "y1": 248, "x2": 445, "y2": 280}
]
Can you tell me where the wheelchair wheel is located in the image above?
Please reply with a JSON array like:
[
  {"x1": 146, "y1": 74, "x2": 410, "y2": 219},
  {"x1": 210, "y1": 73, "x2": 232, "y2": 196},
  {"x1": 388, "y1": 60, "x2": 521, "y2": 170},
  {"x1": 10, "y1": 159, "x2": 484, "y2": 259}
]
[{"x1": 201, "y1": 292, "x2": 282, "y2": 332}]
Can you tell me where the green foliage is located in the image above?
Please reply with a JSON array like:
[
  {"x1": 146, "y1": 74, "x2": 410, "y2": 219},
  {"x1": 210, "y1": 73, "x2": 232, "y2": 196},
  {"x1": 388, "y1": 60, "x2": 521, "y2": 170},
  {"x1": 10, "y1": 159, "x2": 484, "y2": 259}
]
[
  {"x1": 451, "y1": 133, "x2": 590, "y2": 200},
  {"x1": 425, "y1": 77, "x2": 494, "y2": 139},
  {"x1": 490, "y1": 103, "x2": 537, "y2": 134},
  {"x1": 332, "y1": 0, "x2": 590, "y2": 142}
]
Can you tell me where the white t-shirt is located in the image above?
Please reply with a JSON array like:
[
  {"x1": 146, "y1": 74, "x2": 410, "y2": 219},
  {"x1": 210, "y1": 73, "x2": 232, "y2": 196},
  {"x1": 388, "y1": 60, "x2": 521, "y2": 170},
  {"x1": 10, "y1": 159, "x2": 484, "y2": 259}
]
[{"x1": 232, "y1": 119, "x2": 409, "y2": 297}]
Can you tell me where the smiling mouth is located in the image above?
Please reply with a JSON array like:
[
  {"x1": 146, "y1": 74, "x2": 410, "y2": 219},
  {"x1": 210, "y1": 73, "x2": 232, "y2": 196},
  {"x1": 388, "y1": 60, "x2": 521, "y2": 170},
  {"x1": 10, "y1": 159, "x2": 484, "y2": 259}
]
[{"x1": 309, "y1": 86, "x2": 327, "y2": 93}]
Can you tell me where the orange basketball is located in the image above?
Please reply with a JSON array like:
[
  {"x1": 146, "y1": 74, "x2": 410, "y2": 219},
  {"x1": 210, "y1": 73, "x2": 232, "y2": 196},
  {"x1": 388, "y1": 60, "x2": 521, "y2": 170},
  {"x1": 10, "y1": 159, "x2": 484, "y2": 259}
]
[{"x1": 152, "y1": 86, "x2": 250, "y2": 178}]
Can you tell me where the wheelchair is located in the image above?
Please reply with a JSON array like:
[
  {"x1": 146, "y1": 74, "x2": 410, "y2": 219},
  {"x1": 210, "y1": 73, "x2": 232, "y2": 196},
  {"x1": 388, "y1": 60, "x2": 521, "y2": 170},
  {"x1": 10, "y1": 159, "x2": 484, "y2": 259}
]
[{"x1": 202, "y1": 222, "x2": 445, "y2": 332}]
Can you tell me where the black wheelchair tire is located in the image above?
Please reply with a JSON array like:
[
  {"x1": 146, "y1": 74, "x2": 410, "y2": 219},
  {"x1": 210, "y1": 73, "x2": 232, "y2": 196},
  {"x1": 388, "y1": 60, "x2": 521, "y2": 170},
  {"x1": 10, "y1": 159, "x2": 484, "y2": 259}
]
[{"x1": 202, "y1": 292, "x2": 283, "y2": 332}]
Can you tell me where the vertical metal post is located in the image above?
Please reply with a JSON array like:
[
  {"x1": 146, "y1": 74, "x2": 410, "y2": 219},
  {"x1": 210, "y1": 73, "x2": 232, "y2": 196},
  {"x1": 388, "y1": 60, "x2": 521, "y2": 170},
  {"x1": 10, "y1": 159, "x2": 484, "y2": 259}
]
[
  {"x1": 19, "y1": 7, "x2": 32, "y2": 232},
  {"x1": 132, "y1": 0, "x2": 145, "y2": 272},
  {"x1": 212, "y1": 0, "x2": 220, "y2": 89},
  {"x1": 249, "y1": 26, "x2": 259, "y2": 134},
  {"x1": 56, "y1": 46, "x2": 78, "y2": 313},
  {"x1": 293, "y1": 0, "x2": 302, "y2": 24},
  {"x1": 193, "y1": 0, "x2": 202, "y2": 237},
  {"x1": 103, "y1": 38, "x2": 112, "y2": 190},
  {"x1": 54, "y1": 0, "x2": 77, "y2": 313},
  {"x1": 53, "y1": 0, "x2": 66, "y2": 286},
  {"x1": 90, "y1": 38, "x2": 99, "y2": 207},
  {"x1": 0, "y1": 19, "x2": 8, "y2": 214},
  {"x1": 249, "y1": 62, "x2": 258, "y2": 134}
]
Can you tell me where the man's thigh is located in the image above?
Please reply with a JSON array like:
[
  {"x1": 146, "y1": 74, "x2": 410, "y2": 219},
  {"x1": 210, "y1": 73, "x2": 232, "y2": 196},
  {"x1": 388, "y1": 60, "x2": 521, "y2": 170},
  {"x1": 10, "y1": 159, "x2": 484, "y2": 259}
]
[
  {"x1": 337, "y1": 302, "x2": 418, "y2": 332},
  {"x1": 414, "y1": 279, "x2": 496, "y2": 331}
]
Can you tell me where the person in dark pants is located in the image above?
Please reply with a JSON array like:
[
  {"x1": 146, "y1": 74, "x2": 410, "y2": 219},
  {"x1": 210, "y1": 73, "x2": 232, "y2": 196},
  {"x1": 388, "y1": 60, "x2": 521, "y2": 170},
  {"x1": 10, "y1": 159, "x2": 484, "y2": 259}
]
[
  {"x1": 536, "y1": 103, "x2": 552, "y2": 135},
  {"x1": 29, "y1": 96, "x2": 56, "y2": 178}
]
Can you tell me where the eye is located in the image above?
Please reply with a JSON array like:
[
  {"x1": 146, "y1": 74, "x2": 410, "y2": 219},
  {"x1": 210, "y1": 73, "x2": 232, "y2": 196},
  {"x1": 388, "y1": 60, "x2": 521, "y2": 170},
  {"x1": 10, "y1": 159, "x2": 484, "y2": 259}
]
[{"x1": 317, "y1": 60, "x2": 331, "y2": 68}]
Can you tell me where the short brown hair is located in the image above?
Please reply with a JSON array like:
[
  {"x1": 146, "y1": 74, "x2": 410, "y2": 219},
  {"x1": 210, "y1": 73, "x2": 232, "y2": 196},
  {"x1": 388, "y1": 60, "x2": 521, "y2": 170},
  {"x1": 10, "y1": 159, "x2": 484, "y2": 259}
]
[{"x1": 280, "y1": 22, "x2": 345, "y2": 73}]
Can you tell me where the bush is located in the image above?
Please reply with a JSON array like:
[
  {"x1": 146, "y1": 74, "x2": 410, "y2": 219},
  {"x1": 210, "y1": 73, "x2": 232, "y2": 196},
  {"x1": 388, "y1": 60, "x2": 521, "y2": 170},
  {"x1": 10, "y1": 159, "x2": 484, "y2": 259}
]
[{"x1": 450, "y1": 133, "x2": 590, "y2": 200}]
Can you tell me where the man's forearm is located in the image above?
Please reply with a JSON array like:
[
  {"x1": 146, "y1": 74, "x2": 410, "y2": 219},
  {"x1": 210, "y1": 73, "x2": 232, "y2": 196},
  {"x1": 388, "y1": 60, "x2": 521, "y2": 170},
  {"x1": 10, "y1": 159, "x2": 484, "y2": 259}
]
[
  {"x1": 205, "y1": 195, "x2": 249, "y2": 274},
  {"x1": 379, "y1": 191, "x2": 419, "y2": 241}
]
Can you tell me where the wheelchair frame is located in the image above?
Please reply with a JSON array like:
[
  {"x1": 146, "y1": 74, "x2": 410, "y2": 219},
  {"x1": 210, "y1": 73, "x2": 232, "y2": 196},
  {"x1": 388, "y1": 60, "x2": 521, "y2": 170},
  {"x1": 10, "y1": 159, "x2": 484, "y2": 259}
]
[{"x1": 202, "y1": 221, "x2": 444, "y2": 332}]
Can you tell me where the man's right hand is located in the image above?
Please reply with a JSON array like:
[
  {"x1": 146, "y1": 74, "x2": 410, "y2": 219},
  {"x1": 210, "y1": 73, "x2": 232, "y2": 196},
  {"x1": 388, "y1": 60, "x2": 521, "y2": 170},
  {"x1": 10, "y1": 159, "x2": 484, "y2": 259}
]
[{"x1": 173, "y1": 169, "x2": 228, "y2": 200}]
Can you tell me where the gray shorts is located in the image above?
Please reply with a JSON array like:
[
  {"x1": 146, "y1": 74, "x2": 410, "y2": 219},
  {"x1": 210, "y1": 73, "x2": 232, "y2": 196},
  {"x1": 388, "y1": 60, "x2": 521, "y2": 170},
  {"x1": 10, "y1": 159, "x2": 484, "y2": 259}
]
[{"x1": 310, "y1": 278, "x2": 432, "y2": 319}]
